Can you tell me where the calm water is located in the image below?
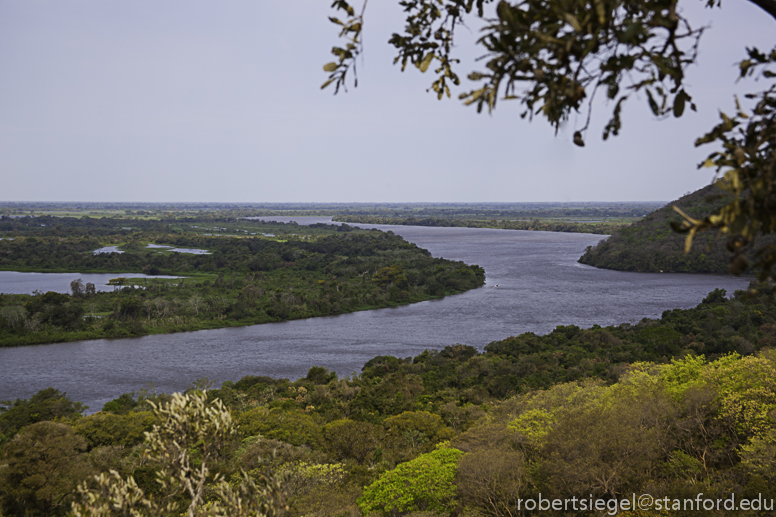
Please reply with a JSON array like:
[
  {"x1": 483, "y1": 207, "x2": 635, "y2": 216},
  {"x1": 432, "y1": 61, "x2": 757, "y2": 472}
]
[
  {"x1": 93, "y1": 246, "x2": 124, "y2": 255},
  {"x1": 0, "y1": 220, "x2": 750, "y2": 410},
  {"x1": 0, "y1": 271, "x2": 183, "y2": 295}
]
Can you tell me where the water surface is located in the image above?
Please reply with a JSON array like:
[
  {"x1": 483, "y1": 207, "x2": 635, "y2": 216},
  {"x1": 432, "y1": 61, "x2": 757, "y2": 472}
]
[
  {"x1": 93, "y1": 246, "x2": 123, "y2": 254},
  {"x1": 0, "y1": 220, "x2": 750, "y2": 410},
  {"x1": 0, "y1": 271, "x2": 183, "y2": 295}
]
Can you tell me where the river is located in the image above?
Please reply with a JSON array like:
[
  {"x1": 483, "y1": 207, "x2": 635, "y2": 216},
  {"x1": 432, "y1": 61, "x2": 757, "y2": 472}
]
[{"x1": 0, "y1": 219, "x2": 750, "y2": 410}]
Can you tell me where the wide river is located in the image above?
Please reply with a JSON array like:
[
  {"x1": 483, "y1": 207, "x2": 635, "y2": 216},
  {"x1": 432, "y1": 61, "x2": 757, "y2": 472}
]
[{"x1": 0, "y1": 218, "x2": 750, "y2": 410}]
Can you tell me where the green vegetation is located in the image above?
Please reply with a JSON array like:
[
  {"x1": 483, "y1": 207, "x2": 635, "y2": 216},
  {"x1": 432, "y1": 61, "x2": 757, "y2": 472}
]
[
  {"x1": 0, "y1": 215, "x2": 484, "y2": 347},
  {"x1": 3, "y1": 287, "x2": 776, "y2": 515},
  {"x1": 578, "y1": 185, "x2": 763, "y2": 273},
  {"x1": 0, "y1": 201, "x2": 666, "y2": 220},
  {"x1": 0, "y1": 201, "x2": 666, "y2": 236},
  {"x1": 335, "y1": 215, "x2": 628, "y2": 235},
  {"x1": 328, "y1": 202, "x2": 663, "y2": 235}
]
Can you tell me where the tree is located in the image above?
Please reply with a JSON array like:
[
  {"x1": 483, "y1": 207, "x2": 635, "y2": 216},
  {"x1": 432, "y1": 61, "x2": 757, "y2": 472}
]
[
  {"x1": 323, "y1": 0, "x2": 776, "y2": 280},
  {"x1": 455, "y1": 446, "x2": 529, "y2": 517},
  {"x1": 322, "y1": 419, "x2": 383, "y2": 463},
  {"x1": 71, "y1": 391, "x2": 289, "y2": 517},
  {"x1": 382, "y1": 411, "x2": 456, "y2": 462},
  {"x1": 357, "y1": 444, "x2": 463, "y2": 515},
  {"x1": 0, "y1": 421, "x2": 92, "y2": 516},
  {"x1": 70, "y1": 278, "x2": 85, "y2": 297},
  {"x1": 0, "y1": 387, "x2": 86, "y2": 446}
]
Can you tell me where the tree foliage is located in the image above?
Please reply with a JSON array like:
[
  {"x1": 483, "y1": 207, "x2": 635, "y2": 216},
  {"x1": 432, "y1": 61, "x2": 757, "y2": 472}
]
[
  {"x1": 357, "y1": 444, "x2": 463, "y2": 515},
  {"x1": 324, "y1": 0, "x2": 776, "y2": 280},
  {"x1": 0, "y1": 422, "x2": 92, "y2": 516},
  {"x1": 0, "y1": 387, "x2": 86, "y2": 446},
  {"x1": 71, "y1": 391, "x2": 289, "y2": 517},
  {"x1": 3, "y1": 295, "x2": 776, "y2": 515}
]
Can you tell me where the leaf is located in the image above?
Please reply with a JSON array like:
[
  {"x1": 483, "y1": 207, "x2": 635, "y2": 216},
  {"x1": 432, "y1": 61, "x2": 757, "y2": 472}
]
[
  {"x1": 573, "y1": 131, "x2": 585, "y2": 147},
  {"x1": 621, "y1": 23, "x2": 643, "y2": 43},
  {"x1": 462, "y1": 88, "x2": 486, "y2": 105},
  {"x1": 593, "y1": 0, "x2": 606, "y2": 25},
  {"x1": 563, "y1": 13, "x2": 582, "y2": 32},
  {"x1": 323, "y1": 62, "x2": 338, "y2": 72},
  {"x1": 684, "y1": 227, "x2": 697, "y2": 254},
  {"x1": 673, "y1": 206, "x2": 702, "y2": 226},
  {"x1": 496, "y1": 0, "x2": 512, "y2": 22},
  {"x1": 419, "y1": 53, "x2": 434, "y2": 73},
  {"x1": 646, "y1": 90, "x2": 659, "y2": 116},
  {"x1": 673, "y1": 90, "x2": 688, "y2": 118},
  {"x1": 702, "y1": 158, "x2": 716, "y2": 168}
]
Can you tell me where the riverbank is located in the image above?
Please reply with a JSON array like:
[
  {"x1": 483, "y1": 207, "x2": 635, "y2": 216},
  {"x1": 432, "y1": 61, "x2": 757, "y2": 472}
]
[
  {"x1": 0, "y1": 288, "x2": 473, "y2": 348},
  {"x1": 0, "y1": 224, "x2": 486, "y2": 347}
]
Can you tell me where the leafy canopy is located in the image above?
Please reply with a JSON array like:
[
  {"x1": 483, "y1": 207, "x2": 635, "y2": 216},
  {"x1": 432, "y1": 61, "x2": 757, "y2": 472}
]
[
  {"x1": 357, "y1": 443, "x2": 463, "y2": 515},
  {"x1": 323, "y1": 0, "x2": 776, "y2": 281}
]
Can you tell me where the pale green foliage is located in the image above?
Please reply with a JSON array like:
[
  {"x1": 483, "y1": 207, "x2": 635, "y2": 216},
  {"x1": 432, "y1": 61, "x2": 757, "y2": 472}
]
[
  {"x1": 739, "y1": 426, "x2": 776, "y2": 484},
  {"x1": 658, "y1": 354, "x2": 707, "y2": 398},
  {"x1": 504, "y1": 379, "x2": 664, "y2": 498},
  {"x1": 507, "y1": 408, "x2": 555, "y2": 441},
  {"x1": 278, "y1": 461, "x2": 345, "y2": 497},
  {"x1": 71, "y1": 391, "x2": 288, "y2": 517},
  {"x1": 661, "y1": 354, "x2": 776, "y2": 438},
  {"x1": 143, "y1": 391, "x2": 235, "y2": 516},
  {"x1": 357, "y1": 444, "x2": 463, "y2": 515},
  {"x1": 0, "y1": 305, "x2": 26, "y2": 327},
  {"x1": 204, "y1": 470, "x2": 288, "y2": 517},
  {"x1": 71, "y1": 470, "x2": 157, "y2": 517},
  {"x1": 505, "y1": 380, "x2": 608, "y2": 448},
  {"x1": 495, "y1": 353, "x2": 776, "y2": 499}
]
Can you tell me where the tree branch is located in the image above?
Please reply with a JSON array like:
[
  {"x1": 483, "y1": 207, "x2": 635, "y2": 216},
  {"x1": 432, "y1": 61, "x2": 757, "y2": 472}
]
[{"x1": 747, "y1": 0, "x2": 776, "y2": 21}]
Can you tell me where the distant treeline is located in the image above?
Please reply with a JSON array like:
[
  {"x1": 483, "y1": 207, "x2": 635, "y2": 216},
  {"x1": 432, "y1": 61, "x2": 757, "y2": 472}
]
[
  {"x1": 0, "y1": 215, "x2": 349, "y2": 237},
  {"x1": 335, "y1": 215, "x2": 626, "y2": 235},
  {"x1": 0, "y1": 201, "x2": 665, "y2": 220}
]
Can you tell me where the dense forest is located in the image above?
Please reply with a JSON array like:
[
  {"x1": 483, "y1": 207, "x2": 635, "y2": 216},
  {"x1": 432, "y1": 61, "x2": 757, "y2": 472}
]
[
  {"x1": 578, "y1": 185, "x2": 752, "y2": 274},
  {"x1": 0, "y1": 216, "x2": 484, "y2": 346},
  {"x1": 2, "y1": 286, "x2": 776, "y2": 516}
]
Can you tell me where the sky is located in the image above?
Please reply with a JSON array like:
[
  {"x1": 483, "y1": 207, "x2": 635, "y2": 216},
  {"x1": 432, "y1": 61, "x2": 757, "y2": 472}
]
[{"x1": 0, "y1": 0, "x2": 773, "y2": 203}]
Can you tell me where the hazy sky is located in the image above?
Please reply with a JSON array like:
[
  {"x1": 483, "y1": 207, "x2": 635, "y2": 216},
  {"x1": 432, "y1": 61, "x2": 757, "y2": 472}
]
[{"x1": 0, "y1": 0, "x2": 772, "y2": 203}]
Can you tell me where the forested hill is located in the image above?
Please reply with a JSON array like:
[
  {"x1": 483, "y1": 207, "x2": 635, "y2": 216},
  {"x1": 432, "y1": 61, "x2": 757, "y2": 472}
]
[{"x1": 578, "y1": 184, "x2": 736, "y2": 273}]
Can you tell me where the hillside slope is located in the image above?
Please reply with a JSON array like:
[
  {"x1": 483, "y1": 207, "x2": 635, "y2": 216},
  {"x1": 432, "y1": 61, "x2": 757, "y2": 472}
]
[{"x1": 578, "y1": 184, "x2": 735, "y2": 273}]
